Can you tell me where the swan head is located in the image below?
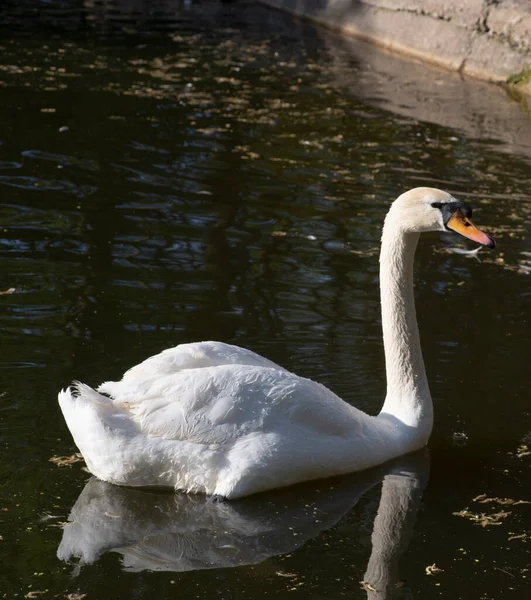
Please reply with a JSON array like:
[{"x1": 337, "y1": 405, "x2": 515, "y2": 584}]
[{"x1": 390, "y1": 187, "x2": 495, "y2": 248}]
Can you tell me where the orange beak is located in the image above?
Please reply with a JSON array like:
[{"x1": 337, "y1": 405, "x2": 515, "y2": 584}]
[{"x1": 447, "y1": 210, "x2": 495, "y2": 248}]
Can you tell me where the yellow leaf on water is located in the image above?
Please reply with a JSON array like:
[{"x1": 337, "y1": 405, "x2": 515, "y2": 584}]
[
  {"x1": 359, "y1": 581, "x2": 377, "y2": 591},
  {"x1": 426, "y1": 563, "x2": 444, "y2": 575},
  {"x1": 49, "y1": 454, "x2": 84, "y2": 467}
]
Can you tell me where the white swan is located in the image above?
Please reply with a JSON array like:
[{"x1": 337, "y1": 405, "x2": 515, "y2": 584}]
[{"x1": 58, "y1": 187, "x2": 494, "y2": 499}]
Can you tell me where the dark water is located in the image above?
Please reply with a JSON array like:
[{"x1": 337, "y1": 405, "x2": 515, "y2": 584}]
[{"x1": 1, "y1": 1, "x2": 530, "y2": 598}]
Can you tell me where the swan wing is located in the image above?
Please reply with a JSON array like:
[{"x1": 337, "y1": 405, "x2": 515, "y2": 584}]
[
  {"x1": 98, "y1": 341, "x2": 285, "y2": 397},
  {"x1": 96, "y1": 363, "x2": 360, "y2": 447},
  {"x1": 127, "y1": 341, "x2": 285, "y2": 375}
]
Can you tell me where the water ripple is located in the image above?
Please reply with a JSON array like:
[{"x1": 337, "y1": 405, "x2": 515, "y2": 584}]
[
  {"x1": 21, "y1": 150, "x2": 100, "y2": 172},
  {"x1": 0, "y1": 160, "x2": 22, "y2": 169},
  {"x1": 0, "y1": 175, "x2": 97, "y2": 196}
]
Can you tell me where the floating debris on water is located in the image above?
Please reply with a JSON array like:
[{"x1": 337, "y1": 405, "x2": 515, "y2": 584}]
[
  {"x1": 516, "y1": 443, "x2": 530, "y2": 458},
  {"x1": 425, "y1": 563, "x2": 444, "y2": 575},
  {"x1": 442, "y1": 246, "x2": 482, "y2": 261},
  {"x1": 471, "y1": 494, "x2": 530, "y2": 506},
  {"x1": 359, "y1": 581, "x2": 377, "y2": 592},
  {"x1": 453, "y1": 508, "x2": 511, "y2": 527},
  {"x1": 451, "y1": 431, "x2": 468, "y2": 446},
  {"x1": 49, "y1": 454, "x2": 84, "y2": 467}
]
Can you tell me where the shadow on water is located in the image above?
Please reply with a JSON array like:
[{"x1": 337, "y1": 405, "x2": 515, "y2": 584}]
[{"x1": 58, "y1": 452, "x2": 428, "y2": 598}]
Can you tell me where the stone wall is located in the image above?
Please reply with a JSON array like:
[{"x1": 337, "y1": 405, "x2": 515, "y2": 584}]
[{"x1": 258, "y1": 0, "x2": 531, "y2": 88}]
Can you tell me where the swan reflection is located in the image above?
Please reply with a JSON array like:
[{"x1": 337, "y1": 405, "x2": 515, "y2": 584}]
[{"x1": 58, "y1": 452, "x2": 428, "y2": 595}]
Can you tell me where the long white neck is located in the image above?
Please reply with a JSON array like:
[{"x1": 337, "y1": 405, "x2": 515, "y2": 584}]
[{"x1": 377, "y1": 210, "x2": 433, "y2": 439}]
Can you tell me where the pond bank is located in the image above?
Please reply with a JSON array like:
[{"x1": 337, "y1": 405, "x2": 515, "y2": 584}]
[{"x1": 259, "y1": 0, "x2": 531, "y2": 92}]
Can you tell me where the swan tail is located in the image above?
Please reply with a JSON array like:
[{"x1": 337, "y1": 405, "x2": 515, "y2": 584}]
[
  {"x1": 72, "y1": 380, "x2": 113, "y2": 404},
  {"x1": 58, "y1": 383, "x2": 137, "y2": 485},
  {"x1": 96, "y1": 380, "x2": 123, "y2": 399}
]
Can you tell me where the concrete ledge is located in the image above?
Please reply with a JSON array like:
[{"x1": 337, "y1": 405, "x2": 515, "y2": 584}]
[{"x1": 259, "y1": 0, "x2": 531, "y2": 87}]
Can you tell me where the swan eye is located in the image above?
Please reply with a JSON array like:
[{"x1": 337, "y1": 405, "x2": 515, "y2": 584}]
[{"x1": 431, "y1": 202, "x2": 443, "y2": 209}]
